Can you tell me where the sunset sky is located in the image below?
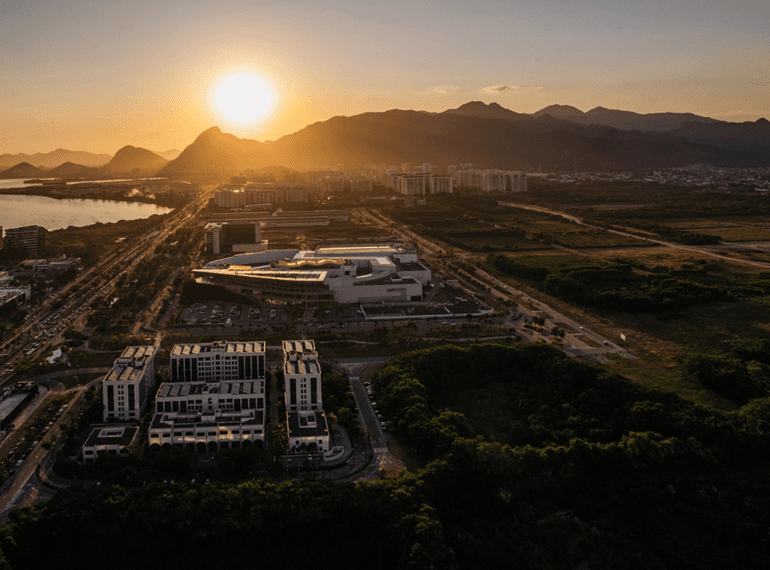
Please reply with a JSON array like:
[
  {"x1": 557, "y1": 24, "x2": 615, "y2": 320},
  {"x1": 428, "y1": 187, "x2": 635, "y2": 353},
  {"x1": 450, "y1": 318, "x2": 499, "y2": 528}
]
[{"x1": 1, "y1": 0, "x2": 768, "y2": 155}]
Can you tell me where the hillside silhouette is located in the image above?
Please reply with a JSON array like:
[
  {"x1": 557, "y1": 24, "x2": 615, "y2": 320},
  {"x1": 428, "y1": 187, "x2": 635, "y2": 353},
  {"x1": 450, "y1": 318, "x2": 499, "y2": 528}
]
[
  {"x1": 104, "y1": 146, "x2": 169, "y2": 174},
  {"x1": 163, "y1": 103, "x2": 770, "y2": 173}
]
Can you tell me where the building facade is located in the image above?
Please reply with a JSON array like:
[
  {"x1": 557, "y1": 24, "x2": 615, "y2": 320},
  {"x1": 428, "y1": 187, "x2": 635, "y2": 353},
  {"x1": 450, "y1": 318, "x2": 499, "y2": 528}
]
[
  {"x1": 3, "y1": 225, "x2": 45, "y2": 258},
  {"x1": 103, "y1": 346, "x2": 158, "y2": 422},
  {"x1": 169, "y1": 340, "x2": 266, "y2": 383},
  {"x1": 148, "y1": 379, "x2": 266, "y2": 451}
]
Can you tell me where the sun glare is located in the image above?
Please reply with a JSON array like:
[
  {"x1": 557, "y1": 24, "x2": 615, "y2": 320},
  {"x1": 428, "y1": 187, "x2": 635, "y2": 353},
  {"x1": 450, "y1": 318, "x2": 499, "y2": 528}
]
[{"x1": 213, "y1": 73, "x2": 273, "y2": 126}]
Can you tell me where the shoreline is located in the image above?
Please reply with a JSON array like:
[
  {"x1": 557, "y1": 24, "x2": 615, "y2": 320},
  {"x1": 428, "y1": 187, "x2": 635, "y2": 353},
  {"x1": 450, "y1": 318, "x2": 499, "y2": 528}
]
[{"x1": 0, "y1": 185, "x2": 182, "y2": 209}]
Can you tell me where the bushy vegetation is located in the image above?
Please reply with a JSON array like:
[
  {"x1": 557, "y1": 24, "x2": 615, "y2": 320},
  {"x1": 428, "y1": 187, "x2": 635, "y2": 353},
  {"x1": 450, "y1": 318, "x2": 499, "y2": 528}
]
[
  {"x1": 4, "y1": 343, "x2": 768, "y2": 569},
  {"x1": 487, "y1": 254, "x2": 770, "y2": 314},
  {"x1": 682, "y1": 339, "x2": 770, "y2": 403}
]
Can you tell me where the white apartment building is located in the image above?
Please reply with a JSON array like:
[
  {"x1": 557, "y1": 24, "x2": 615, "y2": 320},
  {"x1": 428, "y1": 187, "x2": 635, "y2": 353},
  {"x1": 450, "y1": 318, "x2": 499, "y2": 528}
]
[
  {"x1": 103, "y1": 346, "x2": 158, "y2": 422},
  {"x1": 169, "y1": 340, "x2": 266, "y2": 383},
  {"x1": 428, "y1": 175, "x2": 453, "y2": 194},
  {"x1": 454, "y1": 170, "x2": 527, "y2": 192}
]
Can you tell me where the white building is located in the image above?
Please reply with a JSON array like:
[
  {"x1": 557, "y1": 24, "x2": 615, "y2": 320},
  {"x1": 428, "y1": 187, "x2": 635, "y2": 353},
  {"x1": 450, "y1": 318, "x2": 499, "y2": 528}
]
[
  {"x1": 453, "y1": 170, "x2": 527, "y2": 192},
  {"x1": 103, "y1": 346, "x2": 158, "y2": 422},
  {"x1": 149, "y1": 379, "x2": 266, "y2": 451},
  {"x1": 428, "y1": 175, "x2": 453, "y2": 194},
  {"x1": 283, "y1": 340, "x2": 330, "y2": 454},
  {"x1": 169, "y1": 340, "x2": 266, "y2": 383},
  {"x1": 194, "y1": 245, "x2": 430, "y2": 305},
  {"x1": 283, "y1": 340, "x2": 322, "y2": 413}
]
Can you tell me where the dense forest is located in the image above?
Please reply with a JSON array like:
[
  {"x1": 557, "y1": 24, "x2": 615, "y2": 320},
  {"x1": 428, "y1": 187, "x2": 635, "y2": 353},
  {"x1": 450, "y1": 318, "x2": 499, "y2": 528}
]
[{"x1": 1, "y1": 343, "x2": 768, "y2": 569}]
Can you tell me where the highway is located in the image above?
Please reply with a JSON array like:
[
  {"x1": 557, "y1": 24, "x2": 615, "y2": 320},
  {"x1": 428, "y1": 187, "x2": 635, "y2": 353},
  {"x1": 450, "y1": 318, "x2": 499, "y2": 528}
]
[{"x1": 0, "y1": 185, "x2": 214, "y2": 385}]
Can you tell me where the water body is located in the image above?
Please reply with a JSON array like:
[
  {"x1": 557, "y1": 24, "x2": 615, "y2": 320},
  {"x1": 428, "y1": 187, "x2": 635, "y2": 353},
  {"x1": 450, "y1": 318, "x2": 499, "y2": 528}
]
[{"x1": 0, "y1": 193, "x2": 173, "y2": 231}]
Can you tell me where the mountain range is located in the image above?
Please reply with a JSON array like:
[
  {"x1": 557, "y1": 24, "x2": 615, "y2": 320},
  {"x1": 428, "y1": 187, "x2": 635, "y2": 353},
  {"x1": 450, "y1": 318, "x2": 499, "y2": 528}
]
[
  {"x1": 3, "y1": 103, "x2": 769, "y2": 178},
  {"x1": 160, "y1": 102, "x2": 770, "y2": 174}
]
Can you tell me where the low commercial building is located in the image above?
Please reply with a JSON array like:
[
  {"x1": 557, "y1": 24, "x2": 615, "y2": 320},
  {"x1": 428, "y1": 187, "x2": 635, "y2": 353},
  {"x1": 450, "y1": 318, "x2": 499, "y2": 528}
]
[
  {"x1": 0, "y1": 286, "x2": 31, "y2": 308},
  {"x1": 194, "y1": 245, "x2": 430, "y2": 305},
  {"x1": 81, "y1": 425, "x2": 139, "y2": 462},
  {"x1": 0, "y1": 382, "x2": 38, "y2": 430},
  {"x1": 103, "y1": 346, "x2": 158, "y2": 422}
]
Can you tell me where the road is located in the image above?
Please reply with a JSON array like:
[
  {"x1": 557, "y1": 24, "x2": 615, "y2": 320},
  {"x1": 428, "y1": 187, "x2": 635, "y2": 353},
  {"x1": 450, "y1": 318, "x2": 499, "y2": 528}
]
[
  {"x1": 332, "y1": 357, "x2": 406, "y2": 479},
  {"x1": 498, "y1": 200, "x2": 770, "y2": 269},
  {"x1": 0, "y1": 185, "x2": 214, "y2": 386}
]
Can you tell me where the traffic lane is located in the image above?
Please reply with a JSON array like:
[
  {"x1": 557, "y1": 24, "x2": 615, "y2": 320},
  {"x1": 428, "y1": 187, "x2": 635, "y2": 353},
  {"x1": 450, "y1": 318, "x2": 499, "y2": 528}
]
[{"x1": 348, "y1": 377, "x2": 386, "y2": 446}]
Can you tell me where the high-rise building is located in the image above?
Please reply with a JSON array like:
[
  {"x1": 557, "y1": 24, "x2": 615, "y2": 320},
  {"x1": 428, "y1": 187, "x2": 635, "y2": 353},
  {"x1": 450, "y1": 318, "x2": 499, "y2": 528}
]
[
  {"x1": 103, "y1": 346, "x2": 158, "y2": 422},
  {"x1": 283, "y1": 340, "x2": 330, "y2": 454}
]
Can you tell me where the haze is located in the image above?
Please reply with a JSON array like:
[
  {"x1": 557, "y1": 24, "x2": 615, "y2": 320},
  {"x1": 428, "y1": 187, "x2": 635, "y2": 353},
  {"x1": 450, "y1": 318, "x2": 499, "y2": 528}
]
[{"x1": 1, "y1": 0, "x2": 768, "y2": 154}]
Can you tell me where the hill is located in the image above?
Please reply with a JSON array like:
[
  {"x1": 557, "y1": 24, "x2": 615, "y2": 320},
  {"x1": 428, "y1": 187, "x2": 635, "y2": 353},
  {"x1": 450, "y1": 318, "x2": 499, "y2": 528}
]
[
  {"x1": 0, "y1": 162, "x2": 46, "y2": 179},
  {"x1": 45, "y1": 162, "x2": 101, "y2": 179},
  {"x1": 161, "y1": 127, "x2": 267, "y2": 174},
  {"x1": 0, "y1": 149, "x2": 111, "y2": 170},
  {"x1": 104, "y1": 146, "x2": 168, "y2": 174}
]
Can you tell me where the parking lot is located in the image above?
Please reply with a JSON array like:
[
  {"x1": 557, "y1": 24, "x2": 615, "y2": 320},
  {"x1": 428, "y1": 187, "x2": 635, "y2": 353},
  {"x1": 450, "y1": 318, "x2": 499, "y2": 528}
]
[{"x1": 178, "y1": 302, "x2": 293, "y2": 328}]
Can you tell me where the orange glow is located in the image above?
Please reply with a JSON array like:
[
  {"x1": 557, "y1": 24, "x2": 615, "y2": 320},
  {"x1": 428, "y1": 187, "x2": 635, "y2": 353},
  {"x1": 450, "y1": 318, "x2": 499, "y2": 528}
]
[{"x1": 211, "y1": 72, "x2": 274, "y2": 127}]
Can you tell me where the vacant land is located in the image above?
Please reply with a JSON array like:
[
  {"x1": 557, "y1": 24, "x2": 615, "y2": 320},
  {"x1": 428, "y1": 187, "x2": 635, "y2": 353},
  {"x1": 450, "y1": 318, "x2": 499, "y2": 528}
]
[{"x1": 379, "y1": 183, "x2": 770, "y2": 411}]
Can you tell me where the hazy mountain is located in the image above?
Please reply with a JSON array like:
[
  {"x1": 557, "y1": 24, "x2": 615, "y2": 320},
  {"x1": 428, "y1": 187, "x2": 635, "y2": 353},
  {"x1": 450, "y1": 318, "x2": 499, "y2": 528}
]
[
  {"x1": 532, "y1": 105, "x2": 586, "y2": 121},
  {"x1": 104, "y1": 146, "x2": 168, "y2": 174},
  {"x1": 164, "y1": 109, "x2": 762, "y2": 173},
  {"x1": 529, "y1": 105, "x2": 722, "y2": 132},
  {"x1": 443, "y1": 101, "x2": 529, "y2": 121},
  {"x1": 156, "y1": 149, "x2": 181, "y2": 160},
  {"x1": 672, "y1": 118, "x2": 770, "y2": 147},
  {"x1": 0, "y1": 149, "x2": 111, "y2": 169},
  {"x1": 45, "y1": 162, "x2": 101, "y2": 179},
  {"x1": 0, "y1": 162, "x2": 46, "y2": 179},
  {"x1": 161, "y1": 127, "x2": 267, "y2": 174}
]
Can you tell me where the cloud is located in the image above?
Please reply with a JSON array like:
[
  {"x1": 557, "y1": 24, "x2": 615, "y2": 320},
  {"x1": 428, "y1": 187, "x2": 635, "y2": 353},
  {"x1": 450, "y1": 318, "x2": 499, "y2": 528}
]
[
  {"x1": 481, "y1": 84, "x2": 543, "y2": 93},
  {"x1": 425, "y1": 85, "x2": 460, "y2": 95}
]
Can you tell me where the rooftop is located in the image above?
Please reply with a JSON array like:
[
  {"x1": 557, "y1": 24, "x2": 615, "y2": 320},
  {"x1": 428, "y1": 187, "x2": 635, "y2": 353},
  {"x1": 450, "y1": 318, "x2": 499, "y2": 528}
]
[
  {"x1": 287, "y1": 410, "x2": 329, "y2": 438},
  {"x1": 171, "y1": 341, "x2": 265, "y2": 356},
  {"x1": 105, "y1": 345, "x2": 156, "y2": 383}
]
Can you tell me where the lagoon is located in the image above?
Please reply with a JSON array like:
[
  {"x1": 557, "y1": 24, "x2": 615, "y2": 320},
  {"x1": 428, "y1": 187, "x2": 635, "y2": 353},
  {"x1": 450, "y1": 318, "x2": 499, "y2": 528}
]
[{"x1": 0, "y1": 192, "x2": 173, "y2": 232}]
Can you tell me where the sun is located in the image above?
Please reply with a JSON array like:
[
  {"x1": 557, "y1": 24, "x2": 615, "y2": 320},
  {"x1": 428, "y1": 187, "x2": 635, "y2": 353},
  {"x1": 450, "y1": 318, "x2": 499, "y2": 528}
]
[{"x1": 213, "y1": 73, "x2": 273, "y2": 126}]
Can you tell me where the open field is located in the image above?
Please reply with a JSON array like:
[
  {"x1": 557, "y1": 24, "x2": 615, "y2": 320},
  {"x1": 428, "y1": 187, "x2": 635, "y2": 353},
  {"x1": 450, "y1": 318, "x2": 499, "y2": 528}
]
[{"x1": 382, "y1": 185, "x2": 770, "y2": 411}]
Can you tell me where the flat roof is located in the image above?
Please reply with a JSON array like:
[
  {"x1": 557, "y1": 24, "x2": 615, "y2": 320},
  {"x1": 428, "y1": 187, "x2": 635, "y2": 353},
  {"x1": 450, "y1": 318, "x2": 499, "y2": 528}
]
[
  {"x1": 157, "y1": 380, "x2": 262, "y2": 399},
  {"x1": 288, "y1": 410, "x2": 328, "y2": 437},
  {"x1": 104, "y1": 345, "x2": 156, "y2": 383},
  {"x1": 84, "y1": 425, "x2": 138, "y2": 447},
  {"x1": 151, "y1": 410, "x2": 264, "y2": 429},
  {"x1": 171, "y1": 341, "x2": 265, "y2": 356}
]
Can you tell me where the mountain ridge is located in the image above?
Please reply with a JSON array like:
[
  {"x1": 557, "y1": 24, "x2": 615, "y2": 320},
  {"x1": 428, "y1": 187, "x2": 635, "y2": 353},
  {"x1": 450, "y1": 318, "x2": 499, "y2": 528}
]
[{"x1": 163, "y1": 104, "x2": 768, "y2": 174}]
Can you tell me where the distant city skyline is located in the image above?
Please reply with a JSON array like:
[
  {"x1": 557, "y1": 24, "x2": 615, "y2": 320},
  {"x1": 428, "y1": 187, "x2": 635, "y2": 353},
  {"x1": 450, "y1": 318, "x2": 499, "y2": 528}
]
[{"x1": 1, "y1": 0, "x2": 768, "y2": 154}]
